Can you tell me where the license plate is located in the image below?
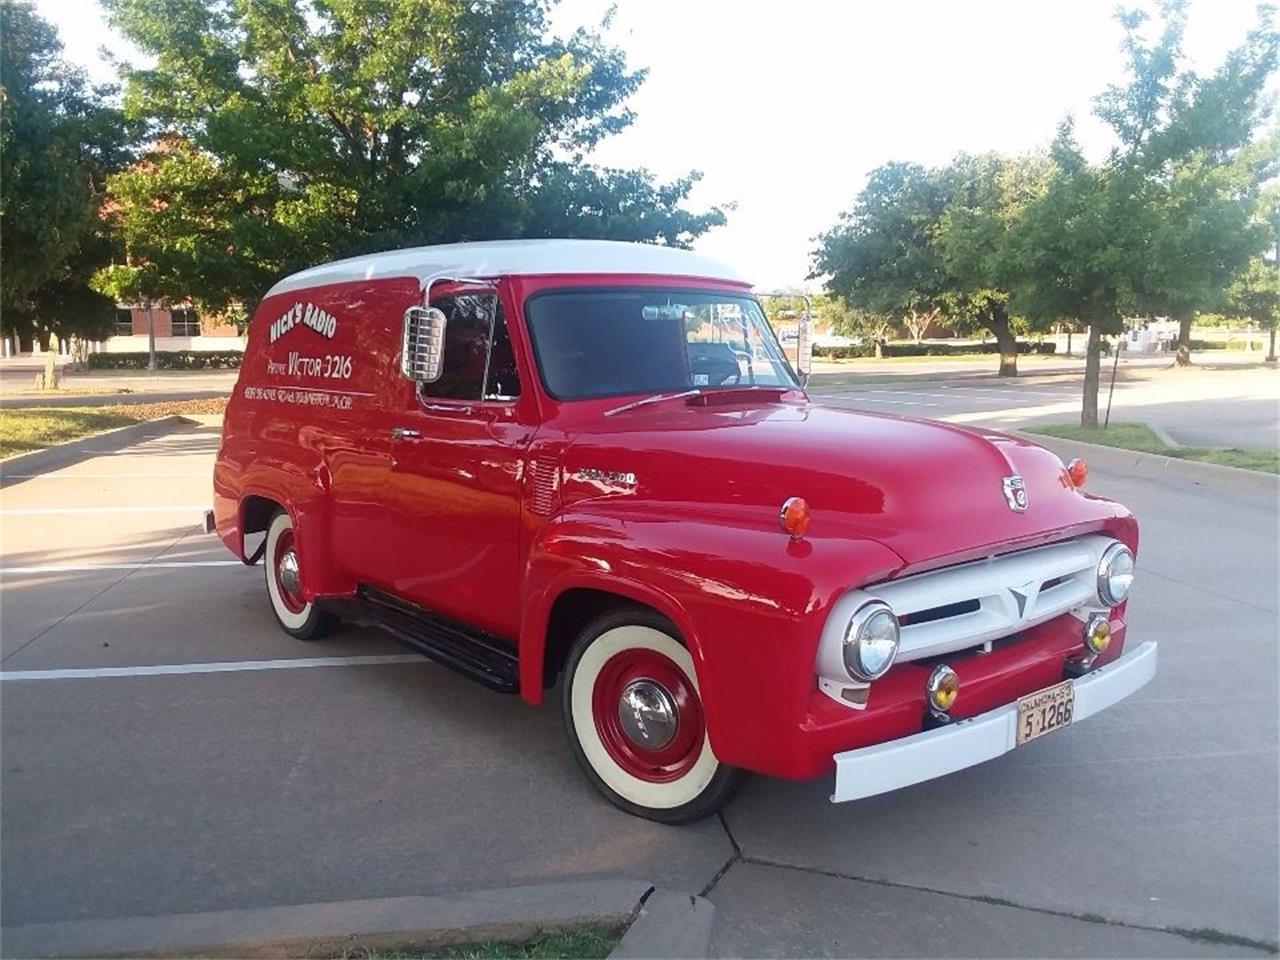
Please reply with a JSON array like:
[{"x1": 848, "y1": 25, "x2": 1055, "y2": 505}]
[{"x1": 1016, "y1": 679, "x2": 1075, "y2": 746}]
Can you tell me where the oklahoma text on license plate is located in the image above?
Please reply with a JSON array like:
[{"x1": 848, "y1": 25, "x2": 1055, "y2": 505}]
[{"x1": 1016, "y1": 679, "x2": 1075, "y2": 746}]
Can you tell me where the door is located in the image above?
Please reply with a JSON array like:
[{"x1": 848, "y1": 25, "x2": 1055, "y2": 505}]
[{"x1": 374, "y1": 287, "x2": 532, "y2": 638}]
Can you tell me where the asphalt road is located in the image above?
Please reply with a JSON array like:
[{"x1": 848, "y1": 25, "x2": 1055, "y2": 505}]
[
  {"x1": 1, "y1": 420, "x2": 1277, "y2": 957},
  {"x1": 806, "y1": 363, "x2": 1280, "y2": 450}
]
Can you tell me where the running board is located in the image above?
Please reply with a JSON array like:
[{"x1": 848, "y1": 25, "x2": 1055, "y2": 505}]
[{"x1": 318, "y1": 587, "x2": 519, "y2": 693}]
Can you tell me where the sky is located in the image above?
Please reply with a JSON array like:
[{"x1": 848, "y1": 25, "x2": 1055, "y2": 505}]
[{"x1": 35, "y1": 0, "x2": 1270, "y2": 289}]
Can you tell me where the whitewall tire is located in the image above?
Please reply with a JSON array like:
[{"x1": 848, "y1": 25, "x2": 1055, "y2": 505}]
[
  {"x1": 264, "y1": 509, "x2": 335, "y2": 640},
  {"x1": 562, "y1": 607, "x2": 747, "y2": 823}
]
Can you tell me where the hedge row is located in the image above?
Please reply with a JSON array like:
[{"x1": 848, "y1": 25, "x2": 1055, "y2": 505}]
[
  {"x1": 814, "y1": 340, "x2": 1058, "y2": 360},
  {"x1": 86, "y1": 350, "x2": 244, "y2": 370}
]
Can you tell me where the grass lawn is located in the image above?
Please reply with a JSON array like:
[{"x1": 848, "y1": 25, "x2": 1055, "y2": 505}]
[
  {"x1": 338, "y1": 923, "x2": 622, "y2": 960},
  {"x1": 0, "y1": 398, "x2": 228, "y2": 459},
  {"x1": 1026, "y1": 422, "x2": 1279, "y2": 474}
]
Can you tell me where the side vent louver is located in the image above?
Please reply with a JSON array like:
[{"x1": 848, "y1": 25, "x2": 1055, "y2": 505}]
[{"x1": 528, "y1": 458, "x2": 559, "y2": 517}]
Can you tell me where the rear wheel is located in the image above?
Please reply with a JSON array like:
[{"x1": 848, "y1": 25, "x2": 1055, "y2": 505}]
[
  {"x1": 562, "y1": 607, "x2": 747, "y2": 824},
  {"x1": 264, "y1": 509, "x2": 335, "y2": 641}
]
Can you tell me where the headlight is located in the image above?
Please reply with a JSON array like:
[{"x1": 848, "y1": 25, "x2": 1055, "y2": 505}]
[
  {"x1": 843, "y1": 602, "x2": 900, "y2": 681},
  {"x1": 1097, "y1": 543, "x2": 1135, "y2": 606}
]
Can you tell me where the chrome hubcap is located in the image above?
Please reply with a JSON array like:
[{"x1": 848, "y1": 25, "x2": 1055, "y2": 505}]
[
  {"x1": 617, "y1": 679, "x2": 678, "y2": 750},
  {"x1": 278, "y1": 550, "x2": 301, "y2": 595}
]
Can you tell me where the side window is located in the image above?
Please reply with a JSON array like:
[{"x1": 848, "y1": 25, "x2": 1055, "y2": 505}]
[
  {"x1": 485, "y1": 304, "x2": 521, "y2": 400},
  {"x1": 420, "y1": 294, "x2": 521, "y2": 402}
]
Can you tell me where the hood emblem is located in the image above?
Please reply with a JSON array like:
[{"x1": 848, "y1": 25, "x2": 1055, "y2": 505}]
[{"x1": 1003, "y1": 475, "x2": 1029, "y2": 512}]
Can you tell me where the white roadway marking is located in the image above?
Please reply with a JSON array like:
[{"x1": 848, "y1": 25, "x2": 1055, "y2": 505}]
[
  {"x1": 0, "y1": 654, "x2": 428, "y2": 681},
  {"x1": 0, "y1": 506, "x2": 208, "y2": 515},
  {"x1": 1, "y1": 471, "x2": 210, "y2": 479},
  {"x1": 2, "y1": 560, "x2": 242, "y2": 574}
]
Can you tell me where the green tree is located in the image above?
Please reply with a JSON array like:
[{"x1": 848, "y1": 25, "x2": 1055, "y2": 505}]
[
  {"x1": 1224, "y1": 256, "x2": 1280, "y2": 360},
  {"x1": 1009, "y1": 5, "x2": 1276, "y2": 425},
  {"x1": 937, "y1": 153, "x2": 1053, "y2": 376},
  {"x1": 1129, "y1": 14, "x2": 1279, "y2": 366},
  {"x1": 0, "y1": 0, "x2": 131, "y2": 350},
  {"x1": 92, "y1": 135, "x2": 290, "y2": 327},
  {"x1": 813, "y1": 162, "x2": 952, "y2": 345},
  {"x1": 99, "y1": 0, "x2": 725, "y2": 308}
]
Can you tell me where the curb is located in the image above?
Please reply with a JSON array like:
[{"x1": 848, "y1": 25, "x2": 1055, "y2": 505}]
[
  {"x1": 0, "y1": 416, "x2": 195, "y2": 485},
  {"x1": 609, "y1": 889, "x2": 716, "y2": 959},
  {"x1": 0, "y1": 389, "x2": 229, "y2": 409},
  {"x1": 0, "y1": 879, "x2": 652, "y2": 959},
  {"x1": 1019, "y1": 432, "x2": 1279, "y2": 494}
]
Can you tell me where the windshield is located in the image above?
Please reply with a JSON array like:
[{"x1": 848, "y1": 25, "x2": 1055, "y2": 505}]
[{"x1": 524, "y1": 289, "x2": 798, "y2": 400}]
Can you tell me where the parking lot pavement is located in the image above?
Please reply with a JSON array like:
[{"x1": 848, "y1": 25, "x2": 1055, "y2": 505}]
[
  {"x1": 808, "y1": 363, "x2": 1280, "y2": 449},
  {"x1": 0, "y1": 425, "x2": 733, "y2": 929},
  {"x1": 2, "y1": 419, "x2": 1277, "y2": 956}
]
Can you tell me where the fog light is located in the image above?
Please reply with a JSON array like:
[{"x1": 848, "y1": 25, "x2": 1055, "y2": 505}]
[
  {"x1": 1084, "y1": 614, "x2": 1111, "y2": 654},
  {"x1": 927, "y1": 664, "x2": 959, "y2": 713}
]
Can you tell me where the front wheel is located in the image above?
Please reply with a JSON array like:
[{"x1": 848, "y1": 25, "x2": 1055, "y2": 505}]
[
  {"x1": 264, "y1": 509, "x2": 335, "y2": 641},
  {"x1": 562, "y1": 607, "x2": 747, "y2": 824}
]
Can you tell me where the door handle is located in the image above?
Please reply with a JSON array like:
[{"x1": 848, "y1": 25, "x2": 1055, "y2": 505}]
[{"x1": 390, "y1": 427, "x2": 422, "y2": 440}]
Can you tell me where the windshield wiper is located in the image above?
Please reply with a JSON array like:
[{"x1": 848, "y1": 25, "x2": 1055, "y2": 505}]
[{"x1": 603, "y1": 388, "x2": 702, "y2": 417}]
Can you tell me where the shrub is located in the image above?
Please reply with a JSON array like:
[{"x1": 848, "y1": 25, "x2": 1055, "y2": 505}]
[
  {"x1": 86, "y1": 350, "x2": 244, "y2": 370},
  {"x1": 814, "y1": 340, "x2": 1056, "y2": 360}
]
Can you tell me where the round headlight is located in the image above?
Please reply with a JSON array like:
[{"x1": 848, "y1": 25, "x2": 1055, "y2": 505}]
[
  {"x1": 1097, "y1": 543, "x2": 1135, "y2": 606},
  {"x1": 843, "y1": 602, "x2": 900, "y2": 681}
]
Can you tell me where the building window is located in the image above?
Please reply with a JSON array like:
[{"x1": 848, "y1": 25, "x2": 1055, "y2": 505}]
[
  {"x1": 170, "y1": 308, "x2": 200, "y2": 337},
  {"x1": 115, "y1": 309, "x2": 134, "y2": 336}
]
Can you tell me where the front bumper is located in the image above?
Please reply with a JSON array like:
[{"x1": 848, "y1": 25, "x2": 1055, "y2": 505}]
[{"x1": 830, "y1": 640, "x2": 1157, "y2": 803}]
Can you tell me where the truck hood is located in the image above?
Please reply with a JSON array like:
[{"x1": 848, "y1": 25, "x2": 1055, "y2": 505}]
[{"x1": 557, "y1": 399, "x2": 1125, "y2": 569}]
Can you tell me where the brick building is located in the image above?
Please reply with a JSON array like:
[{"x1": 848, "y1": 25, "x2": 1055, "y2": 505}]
[{"x1": 104, "y1": 304, "x2": 245, "y2": 353}]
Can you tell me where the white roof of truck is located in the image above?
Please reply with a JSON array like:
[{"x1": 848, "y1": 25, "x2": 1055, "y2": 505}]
[{"x1": 266, "y1": 239, "x2": 747, "y2": 297}]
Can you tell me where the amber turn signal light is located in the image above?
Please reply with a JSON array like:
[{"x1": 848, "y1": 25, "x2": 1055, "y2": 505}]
[
  {"x1": 1084, "y1": 614, "x2": 1111, "y2": 654},
  {"x1": 927, "y1": 664, "x2": 959, "y2": 713},
  {"x1": 779, "y1": 496, "x2": 810, "y2": 539},
  {"x1": 1067, "y1": 458, "x2": 1088, "y2": 488}
]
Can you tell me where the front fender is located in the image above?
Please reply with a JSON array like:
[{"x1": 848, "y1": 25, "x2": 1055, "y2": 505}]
[{"x1": 519, "y1": 502, "x2": 905, "y2": 776}]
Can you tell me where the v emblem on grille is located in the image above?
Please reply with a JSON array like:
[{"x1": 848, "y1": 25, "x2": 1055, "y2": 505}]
[{"x1": 1010, "y1": 580, "x2": 1040, "y2": 618}]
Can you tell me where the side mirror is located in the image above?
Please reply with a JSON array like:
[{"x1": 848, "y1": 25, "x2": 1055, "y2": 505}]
[
  {"x1": 401, "y1": 306, "x2": 447, "y2": 382},
  {"x1": 796, "y1": 313, "x2": 813, "y2": 381}
]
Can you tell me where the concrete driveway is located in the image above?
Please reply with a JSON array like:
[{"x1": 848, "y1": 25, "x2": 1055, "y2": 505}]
[{"x1": 1, "y1": 421, "x2": 1276, "y2": 957}]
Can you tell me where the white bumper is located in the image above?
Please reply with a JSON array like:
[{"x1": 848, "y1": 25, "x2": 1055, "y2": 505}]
[{"x1": 831, "y1": 641, "x2": 1158, "y2": 803}]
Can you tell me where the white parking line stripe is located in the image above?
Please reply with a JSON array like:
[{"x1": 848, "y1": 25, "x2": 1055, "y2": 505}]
[
  {"x1": 2, "y1": 560, "x2": 241, "y2": 574},
  {"x1": 0, "y1": 654, "x2": 428, "y2": 681},
  {"x1": 2, "y1": 472, "x2": 209, "y2": 479},
  {"x1": 0, "y1": 506, "x2": 207, "y2": 515}
]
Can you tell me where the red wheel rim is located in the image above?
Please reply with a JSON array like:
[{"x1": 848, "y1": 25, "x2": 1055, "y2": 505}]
[
  {"x1": 591, "y1": 648, "x2": 705, "y2": 783},
  {"x1": 273, "y1": 527, "x2": 306, "y2": 614}
]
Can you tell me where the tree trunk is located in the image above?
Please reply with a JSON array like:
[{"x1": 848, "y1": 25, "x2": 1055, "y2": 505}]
[
  {"x1": 1266, "y1": 323, "x2": 1276, "y2": 363},
  {"x1": 1174, "y1": 315, "x2": 1193, "y2": 366},
  {"x1": 18, "y1": 328, "x2": 34, "y2": 353},
  {"x1": 1081, "y1": 324, "x2": 1103, "y2": 428},
  {"x1": 987, "y1": 306, "x2": 1018, "y2": 377},
  {"x1": 37, "y1": 328, "x2": 51, "y2": 352},
  {"x1": 146, "y1": 303, "x2": 157, "y2": 371}
]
